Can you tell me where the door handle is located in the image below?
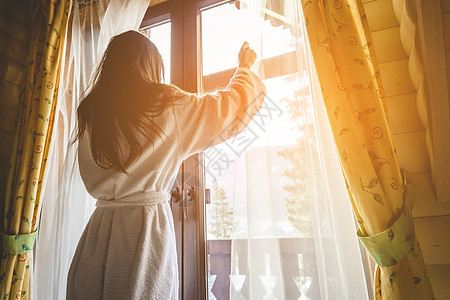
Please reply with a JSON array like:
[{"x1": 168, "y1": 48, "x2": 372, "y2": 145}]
[
  {"x1": 183, "y1": 185, "x2": 194, "y2": 220},
  {"x1": 170, "y1": 186, "x2": 181, "y2": 203},
  {"x1": 170, "y1": 185, "x2": 195, "y2": 219}
]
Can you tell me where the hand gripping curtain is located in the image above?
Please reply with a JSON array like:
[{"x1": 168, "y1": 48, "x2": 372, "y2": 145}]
[
  {"x1": 299, "y1": 0, "x2": 434, "y2": 298},
  {"x1": 30, "y1": 0, "x2": 150, "y2": 298},
  {"x1": 0, "y1": 0, "x2": 71, "y2": 299}
]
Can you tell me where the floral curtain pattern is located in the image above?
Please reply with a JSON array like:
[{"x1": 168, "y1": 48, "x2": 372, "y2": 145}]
[
  {"x1": 0, "y1": 0, "x2": 71, "y2": 299},
  {"x1": 299, "y1": 0, "x2": 434, "y2": 298}
]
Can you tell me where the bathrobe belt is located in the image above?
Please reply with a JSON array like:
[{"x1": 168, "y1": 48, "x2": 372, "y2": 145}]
[{"x1": 96, "y1": 191, "x2": 171, "y2": 208}]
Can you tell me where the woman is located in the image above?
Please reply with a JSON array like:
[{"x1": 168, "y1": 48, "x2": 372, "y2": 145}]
[{"x1": 67, "y1": 30, "x2": 266, "y2": 299}]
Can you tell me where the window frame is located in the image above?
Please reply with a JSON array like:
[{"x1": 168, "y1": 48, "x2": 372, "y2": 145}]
[
  {"x1": 140, "y1": 1, "x2": 309, "y2": 299},
  {"x1": 141, "y1": 1, "x2": 213, "y2": 299}
]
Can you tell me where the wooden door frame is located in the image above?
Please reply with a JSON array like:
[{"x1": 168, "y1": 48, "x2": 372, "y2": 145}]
[
  {"x1": 140, "y1": 1, "x2": 227, "y2": 298},
  {"x1": 140, "y1": 1, "x2": 303, "y2": 298}
]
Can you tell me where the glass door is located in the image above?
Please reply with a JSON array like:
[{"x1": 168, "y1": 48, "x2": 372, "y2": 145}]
[
  {"x1": 141, "y1": 1, "x2": 372, "y2": 299},
  {"x1": 200, "y1": 2, "x2": 319, "y2": 299},
  {"x1": 141, "y1": 14, "x2": 190, "y2": 300},
  {"x1": 141, "y1": 1, "x2": 207, "y2": 299}
]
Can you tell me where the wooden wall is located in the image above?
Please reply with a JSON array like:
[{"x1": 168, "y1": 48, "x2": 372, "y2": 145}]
[
  {"x1": 0, "y1": 0, "x2": 30, "y2": 231},
  {"x1": 432, "y1": 0, "x2": 450, "y2": 296},
  {"x1": 443, "y1": 2, "x2": 450, "y2": 183},
  {"x1": 423, "y1": 1, "x2": 450, "y2": 298},
  {"x1": 362, "y1": 0, "x2": 450, "y2": 298}
]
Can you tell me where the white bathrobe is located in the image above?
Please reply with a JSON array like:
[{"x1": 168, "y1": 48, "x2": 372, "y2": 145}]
[{"x1": 66, "y1": 67, "x2": 266, "y2": 299}]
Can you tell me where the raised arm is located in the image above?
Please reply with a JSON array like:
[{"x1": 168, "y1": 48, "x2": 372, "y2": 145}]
[{"x1": 173, "y1": 66, "x2": 266, "y2": 157}]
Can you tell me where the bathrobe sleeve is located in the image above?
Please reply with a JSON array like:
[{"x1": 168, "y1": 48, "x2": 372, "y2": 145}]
[{"x1": 173, "y1": 67, "x2": 267, "y2": 157}]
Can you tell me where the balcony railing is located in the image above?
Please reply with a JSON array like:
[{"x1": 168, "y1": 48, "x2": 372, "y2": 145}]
[{"x1": 207, "y1": 237, "x2": 321, "y2": 300}]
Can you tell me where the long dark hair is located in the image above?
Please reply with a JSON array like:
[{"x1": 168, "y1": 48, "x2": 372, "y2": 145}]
[{"x1": 75, "y1": 30, "x2": 183, "y2": 173}]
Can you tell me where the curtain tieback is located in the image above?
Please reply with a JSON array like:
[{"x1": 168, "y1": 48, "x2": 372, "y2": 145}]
[
  {"x1": 95, "y1": 191, "x2": 171, "y2": 208},
  {"x1": 2, "y1": 231, "x2": 37, "y2": 255},
  {"x1": 357, "y1": 177, "x2": 414, "y2": 267}
]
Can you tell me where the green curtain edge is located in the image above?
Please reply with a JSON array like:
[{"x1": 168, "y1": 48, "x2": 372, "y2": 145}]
[
  {"x1": 2, "y1": 231, "x2": 37, "y2": 255},
  {"x1": 357, "y1": 180, "x2": 414, "y2": 267}
]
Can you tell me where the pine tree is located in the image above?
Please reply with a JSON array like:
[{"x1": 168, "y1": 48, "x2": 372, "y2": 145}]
[
  {"x1": 278, "y1": 142, "x2": 313, "y2": 237},
  {"x1": 278, "y1": 74, "x2": 313, "y2": 237},
  {"x1": 207, "y1": 180, "x2": 234, "y2": 239}
]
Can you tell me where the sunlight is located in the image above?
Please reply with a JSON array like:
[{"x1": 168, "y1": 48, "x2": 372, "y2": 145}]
[
  {"x1": 200, "y1": 3, "x2": 315, "y2": 242},
  {"x1": 141, "y1": 21, "x2": 171, "y2": 83},
  {"x1": 201, "y1": 2, "x2": 296, "y2": 75},
  {"x1": 140, "y1": 2, "x2": 313, "y2": 241}
]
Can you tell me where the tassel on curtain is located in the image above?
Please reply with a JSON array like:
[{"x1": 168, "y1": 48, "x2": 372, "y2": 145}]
[
  {"x1": 0, "y1": 0, "x2": 71, "y2": 299},
  {"x1": 299, "y1": 0, "x2": 434, "y2": 298}
]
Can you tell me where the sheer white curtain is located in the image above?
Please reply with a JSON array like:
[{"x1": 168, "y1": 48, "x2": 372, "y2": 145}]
[
  {"x1": 31, "y1": 1, "x2": 150, "y2": 298},
  {"x1": 205, "y1": 1, "x2": 371, "y2": 299}
]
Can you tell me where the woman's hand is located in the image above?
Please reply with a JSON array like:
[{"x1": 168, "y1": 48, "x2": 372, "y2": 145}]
[{"x1": 238, "y1": 41, "x2": 257, "y2": 69}]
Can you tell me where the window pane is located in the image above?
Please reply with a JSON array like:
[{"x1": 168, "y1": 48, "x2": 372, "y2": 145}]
[
  {"x1": 205, "y1": 73, "x2": 314, "y2": 239},
  {"x1": 141, "y1": 21, "x2": 171, "y2": 83},
  {"x1": 201, "y1": 4, "x2": 320, "y2": 299},
  {"x1": 201, "y1": 2, "x2": 296, "y2": 75}
]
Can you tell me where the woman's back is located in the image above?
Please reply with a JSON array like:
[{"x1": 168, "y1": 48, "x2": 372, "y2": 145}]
[
  {"x1": 78, "y1": 67, "x2": 265, "y2": 199},
  {"x1": 77, "y1": 98, "x2": 182, "y2": 199},
  {"x1": 69, "y1": 69, "x2": 265, "y2": 300},
  {"x1": 68, "y1": 31, "x2": 265, "y2": 299}
]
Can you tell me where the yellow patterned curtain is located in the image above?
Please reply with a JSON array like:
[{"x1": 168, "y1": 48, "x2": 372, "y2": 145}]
[
  {"x1": 0, "y1": 0, "x2": 71, "y2": 299},
  {"x1": 300, "y1": 0, "x2": 434, "y2": 299}
]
